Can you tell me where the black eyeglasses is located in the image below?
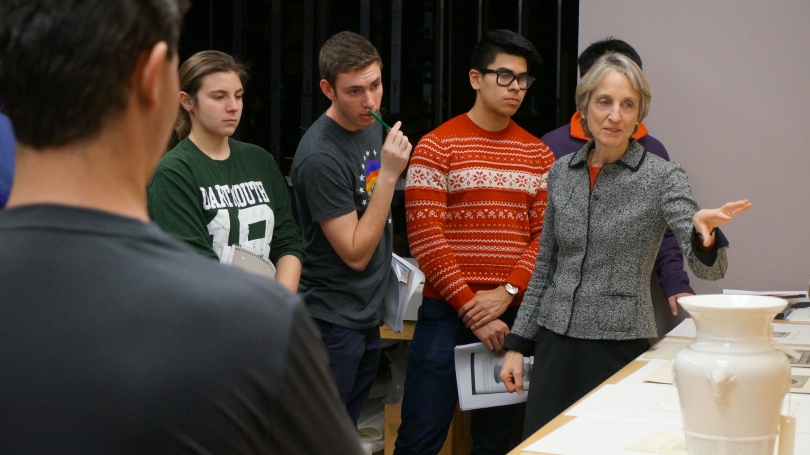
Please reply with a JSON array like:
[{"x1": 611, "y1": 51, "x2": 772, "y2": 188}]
[{"x1": 476, "y1": 69, "x2": 536, "y2": 90}]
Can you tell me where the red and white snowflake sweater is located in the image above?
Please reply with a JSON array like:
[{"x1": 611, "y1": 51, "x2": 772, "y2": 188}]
[{"x1": 405, "y1": 113, "x2": 555, "y2": 311}]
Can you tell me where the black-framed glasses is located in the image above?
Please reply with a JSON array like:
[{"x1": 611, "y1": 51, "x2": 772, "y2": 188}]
[{"x1": 476, "y1": 69, "x2": 536, "y2": 90}]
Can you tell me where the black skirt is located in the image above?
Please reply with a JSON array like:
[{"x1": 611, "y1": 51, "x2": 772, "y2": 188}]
[{"x1": 522, "y1": 326, "x2": 650, "y2": 439}]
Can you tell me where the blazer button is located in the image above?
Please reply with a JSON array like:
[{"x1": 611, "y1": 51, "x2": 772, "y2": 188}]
[{"x1": 593, "y1": 194, "x2": 600, "y2": 201}]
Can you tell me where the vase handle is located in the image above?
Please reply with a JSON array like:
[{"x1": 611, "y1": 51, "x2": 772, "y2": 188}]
[{"x1": 705, "y1": 367, "x2": 736, "y2": 401}]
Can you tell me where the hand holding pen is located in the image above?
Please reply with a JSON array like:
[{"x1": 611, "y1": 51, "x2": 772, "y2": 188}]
[{"x1": 369, "y1": 109, "x2": 411, "y2": 179}]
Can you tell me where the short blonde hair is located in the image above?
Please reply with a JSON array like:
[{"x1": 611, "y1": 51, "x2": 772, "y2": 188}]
[{"x1": 575, "y1": 52, "x2": 651, "y2": 122}]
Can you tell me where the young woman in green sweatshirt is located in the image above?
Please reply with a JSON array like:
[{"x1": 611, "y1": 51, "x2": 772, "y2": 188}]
[{"x1": 148, "y1": 51, "x2": 303, "y2": 292}]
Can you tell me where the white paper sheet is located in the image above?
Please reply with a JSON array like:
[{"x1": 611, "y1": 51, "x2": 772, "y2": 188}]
[
  {"x1": 626, "y1": 432, "x2": 686, "y2": 454},
  {"x1": 778, "y1": 345, "x2": 808, "y2": 369},
  {"x1": 793, "y1": 433, "x2": 810, "y2": 452},
  {"x1": 787, "y1": 308, "x2": 810, "y2": 322},
  {"x1": 565, "y1": 384, "x2": 682, "y2": 424},
  {"x1": 644, "y1": 363, "x2": 674, "y2": 385},
  {"x1": 522, "y1": 415, "x2": 684, "y2": 455},
  {"x1": 777, "y1": 324, "x2": 810, "y2": 346},
  {"x1": 639, "y1": 339, "x2": 691, "y2": 362},
  {"x1": 616, "y1": 359, "x2": 672, "y2": 386}
]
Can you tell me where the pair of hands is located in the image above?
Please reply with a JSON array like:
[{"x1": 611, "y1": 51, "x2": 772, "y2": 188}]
[{"x1": 458, "y1": 286, "x2": 514, "y2": 355}]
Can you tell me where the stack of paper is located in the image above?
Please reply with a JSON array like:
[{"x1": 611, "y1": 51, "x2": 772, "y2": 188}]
[{"x1": 381, "y1": 253, "x2": 425, "y2": 333}]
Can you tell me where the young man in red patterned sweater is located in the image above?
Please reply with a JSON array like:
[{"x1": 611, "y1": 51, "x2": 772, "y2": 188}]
[{"x1": 395, "y1": 30, "x2": 555, "y2": 455}]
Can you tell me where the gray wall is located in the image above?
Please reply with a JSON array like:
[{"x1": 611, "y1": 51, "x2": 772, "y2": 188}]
[{"x1": 578, "y1": 0, "x2": 810, "y2": 294}]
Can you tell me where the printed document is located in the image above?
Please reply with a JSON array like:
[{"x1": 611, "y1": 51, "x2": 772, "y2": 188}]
[{"x1": 454, "y1": 342, "x2": 533, "y2": 410}]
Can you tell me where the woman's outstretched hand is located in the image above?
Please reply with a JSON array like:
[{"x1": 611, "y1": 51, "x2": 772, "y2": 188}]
[{"x1": 692, "y1": 200, "x2": 752, "y2": 247}]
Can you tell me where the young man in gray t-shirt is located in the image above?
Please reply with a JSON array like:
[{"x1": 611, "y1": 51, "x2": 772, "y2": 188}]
[{"x1": 291, "y1": 31, "x2": 412, "y2": 424}]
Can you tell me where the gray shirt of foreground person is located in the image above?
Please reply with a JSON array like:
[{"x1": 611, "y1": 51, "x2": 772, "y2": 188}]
[
  {"x1": 512, "y1": 139, "x2": 728, "y2": 342},
  {"x1": 0, "y1": 205, "x2": 364, "y2": 454}
]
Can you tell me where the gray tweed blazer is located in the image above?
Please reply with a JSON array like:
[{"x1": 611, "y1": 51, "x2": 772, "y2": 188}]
[{"x1": 510, "y1": 139, "x2": 727, "y2": 342}]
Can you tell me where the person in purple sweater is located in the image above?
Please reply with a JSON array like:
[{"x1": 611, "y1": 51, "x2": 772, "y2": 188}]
[
  {"x1": 541, "y1": 38, "x2": 693, "y2": 336},
  {"x1": 0, "y1": 112, "x2": 14, "y2": 208}
]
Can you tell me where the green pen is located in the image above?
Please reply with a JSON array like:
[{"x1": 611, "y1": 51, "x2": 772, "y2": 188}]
[{"x1": 367, "y1": 109, "x2": 391, "y2": 131}]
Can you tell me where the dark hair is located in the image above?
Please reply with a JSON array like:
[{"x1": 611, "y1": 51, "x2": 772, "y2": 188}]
[
  {"x1": 470, "y1": 29, "x2": 542, "y2": 70},
  {"x1": 577, "y1": 37, "x2": 642, "y2": 78},
  {"x1": 174, "y1": 51, "x2": 249, "y2": 142},
  {"x1": 319, "y1": 31, "x2": 383, "y2": 89},
  {"x1": 0, "y1": 0, "x2": 188, "y2": 148}
]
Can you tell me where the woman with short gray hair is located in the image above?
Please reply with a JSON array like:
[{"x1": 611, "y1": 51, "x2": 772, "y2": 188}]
[{"x1": 499, "y1": 52, "x2": 751, "y2": 436}]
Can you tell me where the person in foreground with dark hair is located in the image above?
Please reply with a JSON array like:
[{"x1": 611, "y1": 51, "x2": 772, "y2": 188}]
[
  {"x1": 394, "y1": 29, "x2": 554, "y2": 455},
  {"x1": 0, "y1": 1, "x2": 362, "y2": 454},
  {"x1": 541, "y1": 37, "x2": 694, "y2": 336},
  {"x1": 292, "y1": 31, "x2": 412, "y2": 425},
  {"x1": 499, "y1": 52, "x2": 750, "y2": 437},
  {"x1": 148, "y1": 50, "x2": 303, "y2": 293}
]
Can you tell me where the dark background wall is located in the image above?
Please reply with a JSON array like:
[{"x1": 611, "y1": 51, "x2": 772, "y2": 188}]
[
  {"x1": 177, "y1": 0, "x2": 580, "y2": 176},
  {"x1": 177, "y1": 0, "x2": 579, "y2": 256}
]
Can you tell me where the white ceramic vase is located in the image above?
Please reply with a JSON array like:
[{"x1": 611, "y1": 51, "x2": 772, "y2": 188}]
[{"x1": 673, "y1": 295, "x2": 792, "y2": 455}]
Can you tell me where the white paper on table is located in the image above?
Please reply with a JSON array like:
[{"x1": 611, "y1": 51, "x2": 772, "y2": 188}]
[
  {"x1": 453, "y1": 342, "x2": 532, "y2": 410},
  {"x1": 773, "y1": 331, "x2": 800, "y2": 341},
  {"x1": 626, "y1": 432, "x2": 686, "y2": 454},
  {"x1": 625, "y1": 431, "x2": 810, "y2": 455},
  {"x1": 774, "y1": 323, "x2": 810, "y2": 346},
  {"x1": 788, "y1": 308, "x2": 810, "y2": 322},
  {"x1": 785, "y1": 393, "x2": 810, "y2": 434},
  {"x1": 639, "y1": 338, "x2": 691, "y2": 362},
  {"x1": 565, "y1": 384, "x2": 682, "y2": 424},
  {"x1": 794, "y1": 433, "x2": 810, "y2": 451},
  {"x1": 616, "y1": 359, "x2": 673, "y2": 386},
  {"x1": 654, "y1": 393, "x2": 680, "y2": 412},
  {"x1": 644, "y1": 363, "x2": 674, "y2": 385},
  {"x1": 522, "y1": 415, "x2": 684, "y2": 455},
  {"x1": 791, "y1": 369, "x2": 810, "y2": 394},
  {"x1": 665, "y1": 319, "x2": 696, "y2": 338}
]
